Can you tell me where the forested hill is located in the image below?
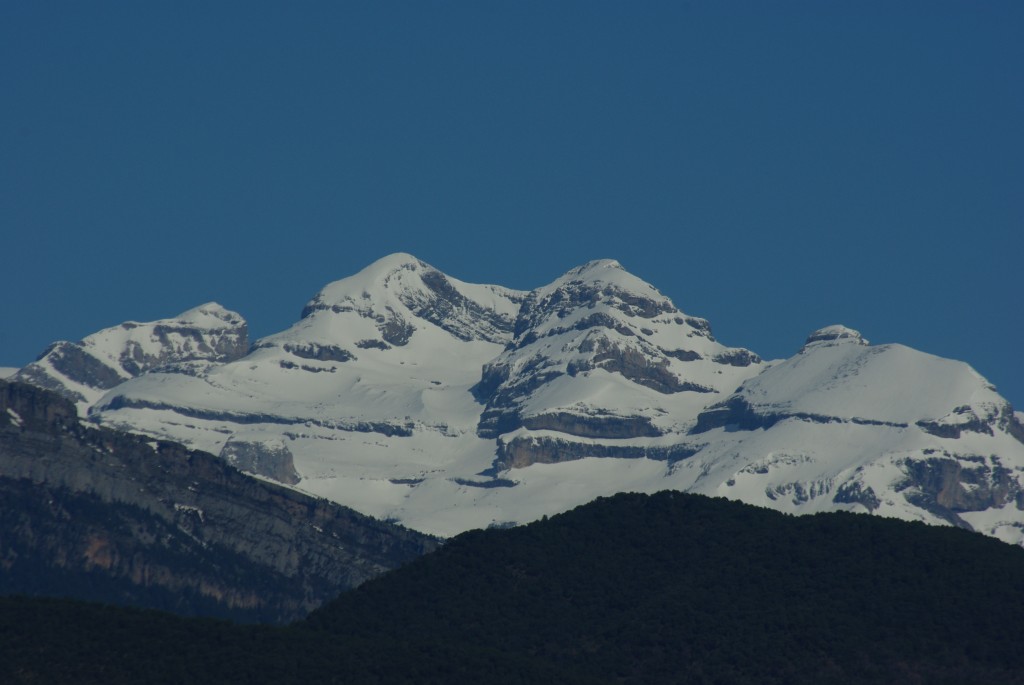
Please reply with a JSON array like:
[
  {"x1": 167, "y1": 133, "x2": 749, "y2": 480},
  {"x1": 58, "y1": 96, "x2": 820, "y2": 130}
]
[{"x1": 6, "y1": 492, "x2": 1024, "y2": 684}]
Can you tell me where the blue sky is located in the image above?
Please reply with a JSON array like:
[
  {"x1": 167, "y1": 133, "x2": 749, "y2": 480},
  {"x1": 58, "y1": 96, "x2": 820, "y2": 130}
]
[{"x1": 2, "y1": 2, "x2": 1021, "y2": 407}]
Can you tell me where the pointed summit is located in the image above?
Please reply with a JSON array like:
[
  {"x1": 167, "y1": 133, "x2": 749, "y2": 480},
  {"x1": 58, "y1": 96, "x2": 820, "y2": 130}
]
[
  {"x1": 521, "y1": 260, "x2": 677, "y2": 334},
  {"x1": 353, "y1": 251, "x2": 429, "y2": 278},
  {"x1": 290, "y1": 254, "x2": 527, "y2": 346},
  {"x1": 562, "y1": 258, "x2": 625, "y2": 277},
  {"x1": 302, "y1": 253, "x2": 430, "y2": 315},
  {"x1": 175, "y1": 302, "x2": 246, "y2": 327},
  {"x1": 533, "y1": 258, "x2": 664, "y2": 305},
  {"x1": 372, "y1": 251, "x2": 425, "y2": 267}
]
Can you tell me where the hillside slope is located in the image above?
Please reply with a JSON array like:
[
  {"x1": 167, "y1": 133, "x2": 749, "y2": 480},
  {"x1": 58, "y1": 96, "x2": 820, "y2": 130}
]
[
  {"x1": 4, "y1": 491, "x2": 1024, "y2": 684},
  {"x1": 0, "y1": 380, "x2": 437, "y2": 623}
]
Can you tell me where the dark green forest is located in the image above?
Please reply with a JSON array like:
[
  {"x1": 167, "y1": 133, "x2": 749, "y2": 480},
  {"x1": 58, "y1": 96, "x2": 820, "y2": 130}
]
[{"x1": 5, "y1": 492, "x2": 1024, "y2": 684}]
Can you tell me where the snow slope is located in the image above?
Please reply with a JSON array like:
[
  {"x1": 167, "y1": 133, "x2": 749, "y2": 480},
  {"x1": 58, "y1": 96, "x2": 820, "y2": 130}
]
[{"x1": 680, "y1": 327, "x2": 1024, "y2": 539}]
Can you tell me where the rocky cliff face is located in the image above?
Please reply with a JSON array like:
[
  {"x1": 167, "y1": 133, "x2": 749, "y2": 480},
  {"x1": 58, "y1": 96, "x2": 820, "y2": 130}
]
[
  {"x1": 494, "y1": 432, "x2": 700, "y2": 470},
  {"x1": 0, "y1": 380, "x2": 437, "y2": 623},
  {"x1": 218, "y1": 437, "x2": 301, "y2": 484}
]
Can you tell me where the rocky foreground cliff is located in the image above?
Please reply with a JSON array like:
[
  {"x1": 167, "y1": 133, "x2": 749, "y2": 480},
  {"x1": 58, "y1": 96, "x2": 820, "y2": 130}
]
[{"x1": 0, "y1": 380, "x2": 437, "y2": 623}]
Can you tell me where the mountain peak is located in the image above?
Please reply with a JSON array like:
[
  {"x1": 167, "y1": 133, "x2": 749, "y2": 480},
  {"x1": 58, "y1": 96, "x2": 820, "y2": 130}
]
[
  {"x1": 534, "y1": 259, "x2": 666, "y2": 306},
  {"x1": 302, "y1": 254, "x2": 434, "y2": 315},
  {"x1": 175, "y1": 302, "x2": 245, "y2": 327},
  {"x1": 290, "y1": 254, "x2": 527, "y2": 346},
  {"x1": 801, "y1": 325, "x2": 868, "y2": 352},
  {"x1": 564, "y1": 259, "x2": 624, "y2": 277},
  {"x1": 364, "y1": 252, "x2": 428, "y2": 273}
]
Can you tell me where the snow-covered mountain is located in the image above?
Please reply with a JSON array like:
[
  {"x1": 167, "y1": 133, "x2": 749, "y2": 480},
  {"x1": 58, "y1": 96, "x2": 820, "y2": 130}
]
[
  {"x1": 13, "y1": 303, "x2": 248, "y2": 413},
  {"x1": 15, "y1": 253, "x2": 1024, "y2": 542},
  {"x1": 479, "y1": 259, "x2": 764, "y2": 467},
  {"x1": 89, "y1": 254, "x2": 527, "y2": 518},
  {"x1": 684, "y1": 326, "x2": 1024, "y2": 542}
]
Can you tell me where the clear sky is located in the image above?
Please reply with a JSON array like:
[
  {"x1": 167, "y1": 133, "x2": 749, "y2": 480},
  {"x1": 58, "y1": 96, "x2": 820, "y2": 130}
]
[{"x1": 2, "y1": 2, "x2": 1021, "y2": 407}]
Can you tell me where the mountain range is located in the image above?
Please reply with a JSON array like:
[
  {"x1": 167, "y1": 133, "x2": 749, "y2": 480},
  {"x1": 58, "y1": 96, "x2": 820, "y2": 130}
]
[{"x1": 10, "y1": 253, "x2": 1024, "y2": 542}]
